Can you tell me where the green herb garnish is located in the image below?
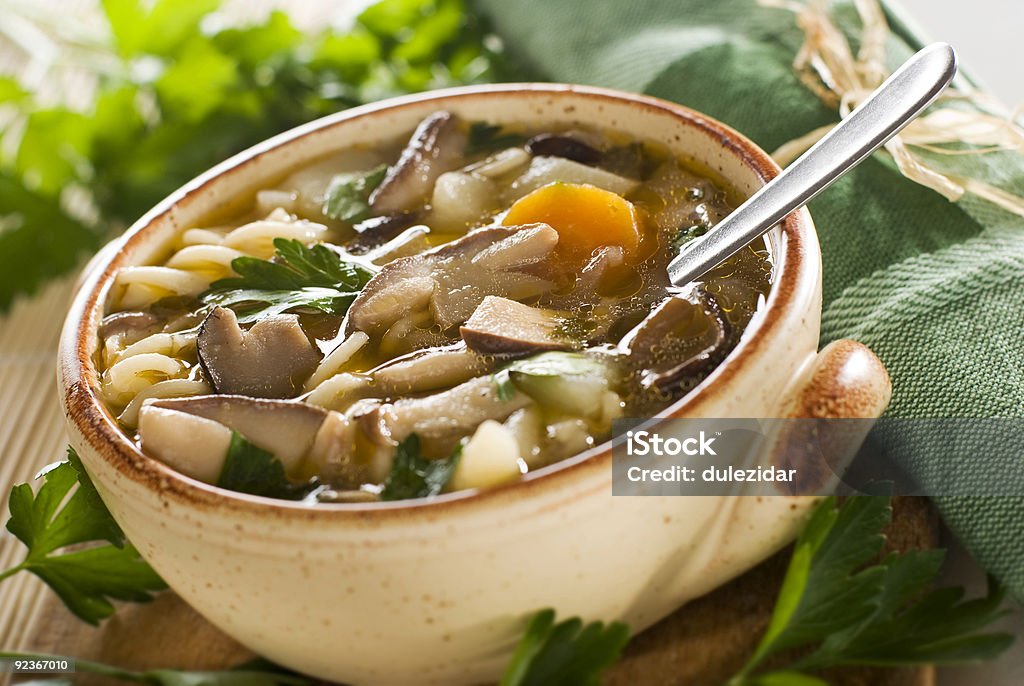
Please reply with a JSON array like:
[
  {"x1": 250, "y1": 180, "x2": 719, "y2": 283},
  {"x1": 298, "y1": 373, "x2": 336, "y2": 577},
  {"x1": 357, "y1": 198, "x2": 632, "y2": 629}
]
[
  {"x1": 0, "y1": 172, "x2": 104, "y2": 310},
  {"x1": 500, "y1": 609, "x2": 630, "y2": 686},
  {"x1": 2, "y1": 449, "x2": 166, "y2": 625},
  {"x1": 217, "y1": 432, "x2": 296, "y2": 499},
  {"x1": 380, "y1": 434, "x2": 462, "y2": 501},
  {"x1": 465, "y1": 121, "x2": 527, "y2": 155},
  {"x1": 0, "y1": 0, "x2": 526, "y2": 311},
  {"x1": 502, "y1": 497, "x2": 1013, "y2": 685},
  {"x1": 671, "y1": 223, "x2": 710, "y2": 252},
  {"x1": 322, "y1": 164, "x2": 389, "y2": 223},
  {"x1": 728, "y1": 496, "x2": 1013, "y2": 684},
  {"x1": 202, "y1": 237, "x2": 374, "y2": 323}
]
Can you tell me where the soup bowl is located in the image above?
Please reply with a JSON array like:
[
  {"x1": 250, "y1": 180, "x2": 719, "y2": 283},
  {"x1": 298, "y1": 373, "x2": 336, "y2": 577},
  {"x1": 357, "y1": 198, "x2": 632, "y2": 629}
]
[{"x1": 59, "y1": 84, "x2": 891, "y2": 685}]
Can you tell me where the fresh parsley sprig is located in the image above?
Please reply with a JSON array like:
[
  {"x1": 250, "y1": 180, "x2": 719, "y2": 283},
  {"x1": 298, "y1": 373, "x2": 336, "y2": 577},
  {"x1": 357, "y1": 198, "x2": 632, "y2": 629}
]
[
  {"x1": 727, "y1": 496, "x2": 1013, "y2": 685},
  {"x1": 0, "y1": 0, "x2": 527, "y2": 311},
  {"x1": 217, "y1": 431, "x2": 299, "y2": 500},
  {"x1": 380, "y1": 434, "x2": 462, "y2": 501},
  {"x1": 502, "y1": 497, "x2": 1014, "y2": 686},
  {"x1": 500, "y1": 609, "x2": 630, "y2": 686},
  {"x1": 202, "y1": 238, "x2": 375, "y2": 324},
  {"x1": 2, "y1": 449, "x2": 166, "y2": 625},
  {"x1": 322, "y1": 164, "x2": 389, "y2": 223}
]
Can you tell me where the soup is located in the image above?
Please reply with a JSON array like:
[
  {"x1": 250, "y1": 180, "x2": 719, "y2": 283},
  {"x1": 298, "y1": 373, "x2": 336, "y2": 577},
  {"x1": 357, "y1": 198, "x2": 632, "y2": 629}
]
[{"x1": 97, "y1": 111, "x2": 771, "y2": 502}]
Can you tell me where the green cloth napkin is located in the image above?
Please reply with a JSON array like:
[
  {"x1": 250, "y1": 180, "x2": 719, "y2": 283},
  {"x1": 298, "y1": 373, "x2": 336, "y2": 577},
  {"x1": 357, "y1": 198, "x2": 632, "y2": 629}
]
[{"x1": 473, "y1": 0, "x2": 1024, "y2": 595}]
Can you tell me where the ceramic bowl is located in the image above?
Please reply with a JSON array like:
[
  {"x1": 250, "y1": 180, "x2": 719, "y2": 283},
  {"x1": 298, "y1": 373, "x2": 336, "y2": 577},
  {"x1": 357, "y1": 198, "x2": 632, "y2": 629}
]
[{"x1": 59, "y1": 84, "x2": 891, "y2": 685}]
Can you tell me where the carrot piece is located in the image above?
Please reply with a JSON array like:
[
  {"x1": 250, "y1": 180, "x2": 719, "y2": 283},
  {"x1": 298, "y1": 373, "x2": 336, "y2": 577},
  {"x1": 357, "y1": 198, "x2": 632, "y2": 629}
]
[{"x1": 502, "y1": 182, "x2": 642, "y2": 263}]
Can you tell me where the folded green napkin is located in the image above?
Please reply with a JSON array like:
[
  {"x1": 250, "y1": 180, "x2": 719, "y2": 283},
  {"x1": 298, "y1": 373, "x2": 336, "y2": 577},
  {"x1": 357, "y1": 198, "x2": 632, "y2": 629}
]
[{"x1": 473, "y1": 0, "x2": 1024, "y2": 595}]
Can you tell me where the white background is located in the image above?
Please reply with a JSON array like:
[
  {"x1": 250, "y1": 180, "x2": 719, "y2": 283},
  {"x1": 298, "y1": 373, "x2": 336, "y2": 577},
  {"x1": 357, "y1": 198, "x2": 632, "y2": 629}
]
[{"x1": 900, "y1": 0, "x2": 1023, "y2": 106}]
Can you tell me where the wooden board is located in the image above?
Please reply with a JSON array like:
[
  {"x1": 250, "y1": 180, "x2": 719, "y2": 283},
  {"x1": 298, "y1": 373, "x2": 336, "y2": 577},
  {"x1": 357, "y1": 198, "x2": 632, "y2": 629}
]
[{"x1": 10, "y1": 497, "x2": 936, "y2": 685}]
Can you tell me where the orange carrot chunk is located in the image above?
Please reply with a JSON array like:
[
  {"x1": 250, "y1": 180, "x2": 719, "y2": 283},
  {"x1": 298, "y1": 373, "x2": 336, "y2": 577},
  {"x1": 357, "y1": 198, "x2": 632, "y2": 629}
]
[{"x1": 502, "y1": 182, "x2": 642, "y2": 263}]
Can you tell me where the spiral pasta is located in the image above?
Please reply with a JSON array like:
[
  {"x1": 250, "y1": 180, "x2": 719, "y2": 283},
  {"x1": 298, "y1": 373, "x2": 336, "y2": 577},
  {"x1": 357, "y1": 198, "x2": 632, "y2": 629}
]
[
  {"x1": 113, "y1": 208, "x2": 329, "y2": 310},
  {"x1": 103, "y1": 207, "x2": 330, "y2": 422}
]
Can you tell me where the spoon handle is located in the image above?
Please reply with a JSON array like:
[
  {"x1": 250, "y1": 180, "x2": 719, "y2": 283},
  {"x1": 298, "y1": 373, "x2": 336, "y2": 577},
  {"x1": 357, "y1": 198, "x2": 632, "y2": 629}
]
[{"x1": 667, "y1": 42, "x2": 957, "y2": 287}]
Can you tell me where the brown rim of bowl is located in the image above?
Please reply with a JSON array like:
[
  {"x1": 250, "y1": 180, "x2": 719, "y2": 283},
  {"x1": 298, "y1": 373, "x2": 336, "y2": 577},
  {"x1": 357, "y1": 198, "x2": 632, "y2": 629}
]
[{"x1": 60, "y1": 83, "x2": 817, "y2": 520}]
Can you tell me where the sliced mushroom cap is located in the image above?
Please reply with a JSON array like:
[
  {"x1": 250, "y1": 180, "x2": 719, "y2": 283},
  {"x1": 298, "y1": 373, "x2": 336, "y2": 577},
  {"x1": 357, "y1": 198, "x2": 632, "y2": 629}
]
[
  {"x1": 619, "y1": 291, "x2": 735, "y2": 393},
  {"x1": 99, "y1": 311, "x2": 161, "y2": 344},
  {"x1": 369, "y1": 111, "x2": 466, "y2": 215},
  {"x1": 348, "y1": 212, "x2": 422, "y2": 254},
  {"x1": 304, "y1": 343, "x2": 490, "y2": 410},
  {"x1": 525, "y1": 134, "x2": 603, "y2": 165},
  {"x1": 147, "y1": 395, "x2": 328, "y2": 472},
  {"x1": 138, "y1": 405, "x2": 233, "y2": 484},
  {"x1": 306, "y1": 410, "x2": 391, "y2": 488},
  {"x1": 197, "y1": 306, "x2": 322, "y2": 398},
  {"x1": 365, "y1": 225, "x2": 432, "y2": 265},
  {"x1": 371, "y1": 342, "x2": 490, "y2": 395},
  {"x1": 360, "y1": 375, "x2": 531, "y2": 457},
  {"x1": 346, "y1": 223, "x2": 559, "y2": 338},
  {"x1": 461, "y1": 296, "x2": 575, "y2": 356}
]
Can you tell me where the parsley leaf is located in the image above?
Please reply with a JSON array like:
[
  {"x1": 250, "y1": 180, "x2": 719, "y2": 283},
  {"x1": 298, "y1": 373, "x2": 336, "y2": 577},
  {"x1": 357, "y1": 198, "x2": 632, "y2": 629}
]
[
  {"x1": 217, "y1": 431, "x2": 296, "y2": 500},
  {"x1": 211, "y1": 238, "x2": 371, "y2": 290},
  {"x1": 465, "y1": 121, "x2": 526, "y2": 156},
  {"x1": 3, "y1": 450, "x2": 166, "y2": 625},
  {"x1": 729, "y1": 496, "x2": 1014, "y2": 684},
  {"x1": 500, "y1": 609, "x2": 630, "y2": 686},
  {"x1": 0, "y1": 172, "x2": 104, "y2": 310},
  {"x1": 380, "y1": 435, "x2": 462, "y2": 501},
  {"x1": 322, "y1": 164, "x2": 389, "y2": 223},
  {"x1": 202, "y1": 238, "x2": 374, "y2": 324},
  {"x1": 0, "y1": 650, "x2": 311, "y2": 685},
  {"x1": 671, "y1": 224, "x2": 710, "y2": 252},
  {"x1": 0, "y1": 0, "x2": 528, "y2": 311}
]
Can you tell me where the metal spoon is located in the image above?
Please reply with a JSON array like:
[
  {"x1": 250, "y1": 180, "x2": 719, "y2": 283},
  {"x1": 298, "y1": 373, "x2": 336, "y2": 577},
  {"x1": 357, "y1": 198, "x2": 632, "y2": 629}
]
[{"x1": 667, "y1": 42, "x2": 958, "y2": 287}]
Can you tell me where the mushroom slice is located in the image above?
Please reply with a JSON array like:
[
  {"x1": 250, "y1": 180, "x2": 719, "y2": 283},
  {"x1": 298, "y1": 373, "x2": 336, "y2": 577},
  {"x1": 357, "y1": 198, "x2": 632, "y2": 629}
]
[
  {"x1": 347, "y1": 272, "x2": 436, "y2": 336},
  {"x1": 428, "y1": 224, "x2": 559, "y2": 329},
  {"x1": 305, "y1": 344, "x2": 490, "y2": 410},
  {"x1": 464, "y1": 147, "x2": 531, "y2": 178},
  {"x1": 371, "y1": 342, "x2": 490, "y2": 395},
  {"x1": 362, "y1": 375, "x2": 531, "y2": 456},
  {"x1": 620, "y1": 291, "x2": 735, "y2": 392},
  {"x1": 197, "y1": 306, "x2": 322, "y2": 398},
  {"x1": 148, "y1": 395, "x2": 328, "y2": 472},
  {"x1": 525, "y1": 134, "x2": 603, "y2": 165},
  {"x1": 346, "y1": 223, "x2": 559, "y2": 336},
  {"x1": 99, "y1": 311, "x2": 161, "y2": 344},
  {"x1": 461, "y1": 296, "x2": 575, "y2": 356},
  {"x1": 138, "y1": 405, "x2": 233, "y2": 484},
  {"x1": 365, "y1": 225, "x2": 432, "y2": 265},
  {"x1": 507, "y1": 156, "x2": 639, "y2": 200},
  {"x1": 369, "y1": 111, "x2": 466, "y2": 215},
  {"x1": 307, "y1": 411, "x2": 392, "y2": 487},
  {"x1": 348, "y1": 212, "x2": 422, "y2": 254}
]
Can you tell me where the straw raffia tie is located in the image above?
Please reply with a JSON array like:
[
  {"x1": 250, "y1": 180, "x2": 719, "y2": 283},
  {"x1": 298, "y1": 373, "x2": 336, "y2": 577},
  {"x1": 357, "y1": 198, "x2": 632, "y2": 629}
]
[{"x1": 760, "y1": 0, "x2": 1024, "y2": 218}]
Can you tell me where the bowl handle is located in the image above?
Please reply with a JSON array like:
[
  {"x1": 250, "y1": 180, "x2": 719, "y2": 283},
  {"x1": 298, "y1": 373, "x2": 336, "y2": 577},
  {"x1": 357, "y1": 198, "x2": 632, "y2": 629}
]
[
  {"x1": 781, "y1": 339, "x2": 892, "y2": 420},
  {"x1": 763, "y1": 339, "x2": 892, "y2": 496}
]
